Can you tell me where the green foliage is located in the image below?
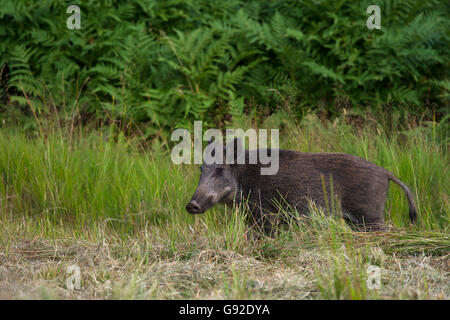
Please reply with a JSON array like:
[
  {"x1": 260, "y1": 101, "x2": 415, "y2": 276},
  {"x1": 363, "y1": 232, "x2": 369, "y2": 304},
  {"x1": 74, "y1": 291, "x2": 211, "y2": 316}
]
[{"x1": 0, "y1": 0, "x2": 449, "y2": 131}]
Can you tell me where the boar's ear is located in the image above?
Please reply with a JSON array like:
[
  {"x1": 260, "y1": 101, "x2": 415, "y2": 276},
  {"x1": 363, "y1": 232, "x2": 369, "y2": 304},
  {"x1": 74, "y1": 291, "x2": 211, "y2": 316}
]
[{"x1": 224, "y1": 137, "x2": 243, "y2": 165}]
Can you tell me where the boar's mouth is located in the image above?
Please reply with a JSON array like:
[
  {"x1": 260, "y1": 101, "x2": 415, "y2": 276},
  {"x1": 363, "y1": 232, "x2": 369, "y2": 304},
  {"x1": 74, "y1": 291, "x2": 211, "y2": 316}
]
[
  {"x1": 185, "y1": 198, "x2": 216, "y2": 215},
  {"x1": 186, "y1": 185, "x2": 235, "y2": 215},
  {"x1": 186, "y1": 200, "x2": 204, "y2": 214},
  {"x1": 186, "y1": 188, "x2": 233, "y2": 214},
  {"x1": 185, "y1": 190, "x2": 214, "y2": 214}
]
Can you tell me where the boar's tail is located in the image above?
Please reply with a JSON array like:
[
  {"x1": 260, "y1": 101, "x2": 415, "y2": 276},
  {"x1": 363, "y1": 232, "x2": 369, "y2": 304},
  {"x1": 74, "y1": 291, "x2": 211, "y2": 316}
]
[{"x1": 387, "y1": 173, "x2": 418, "y2": 223}]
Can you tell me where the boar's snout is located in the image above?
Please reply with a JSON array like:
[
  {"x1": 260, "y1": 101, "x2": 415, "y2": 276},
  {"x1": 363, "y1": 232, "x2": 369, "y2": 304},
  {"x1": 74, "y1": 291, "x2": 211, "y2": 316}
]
[{"x1": 186, "y1": 200, "x2": 202, "y2": 214}]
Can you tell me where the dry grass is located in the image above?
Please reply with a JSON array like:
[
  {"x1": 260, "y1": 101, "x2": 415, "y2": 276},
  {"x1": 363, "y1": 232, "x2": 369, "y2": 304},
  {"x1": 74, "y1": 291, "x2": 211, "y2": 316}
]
[{"x1": 0, "y1": 219, "x2": 448, "y2": 300}]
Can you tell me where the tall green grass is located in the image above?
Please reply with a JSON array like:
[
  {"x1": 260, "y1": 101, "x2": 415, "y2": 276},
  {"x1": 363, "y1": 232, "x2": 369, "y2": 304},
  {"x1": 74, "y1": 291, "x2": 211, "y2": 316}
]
[
  {"x1": 0, "y1": 128, "x2": 194, "y2": 240},
  {"x1": 0, "y1": 113, "x2": 448, "y2": 239}
]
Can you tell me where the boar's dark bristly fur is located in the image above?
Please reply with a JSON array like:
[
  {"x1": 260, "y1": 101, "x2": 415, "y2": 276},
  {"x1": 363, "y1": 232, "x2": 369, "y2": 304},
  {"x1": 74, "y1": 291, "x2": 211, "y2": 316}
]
[{"x1": 186, "y1": 139, "x2": 417, "y2": 233}]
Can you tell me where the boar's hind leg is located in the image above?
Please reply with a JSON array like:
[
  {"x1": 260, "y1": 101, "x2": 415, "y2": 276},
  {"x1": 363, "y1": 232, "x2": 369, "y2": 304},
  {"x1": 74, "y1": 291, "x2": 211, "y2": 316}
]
[
  {"x1": 343, "y1": 208, "x2": 387, "y2": 231},
  {"x1": 342, "y1": 181, "x2": 389, "y2": 232},
  {"x1": 361, "y1": 215, "x2": 387, "y2": 232}
]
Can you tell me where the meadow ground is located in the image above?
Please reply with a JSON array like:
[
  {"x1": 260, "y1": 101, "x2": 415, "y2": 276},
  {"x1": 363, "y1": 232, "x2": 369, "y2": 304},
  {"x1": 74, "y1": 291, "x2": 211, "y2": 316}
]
[{"x1": 0, "y1": 112, "x2": 448, "y2": 299}]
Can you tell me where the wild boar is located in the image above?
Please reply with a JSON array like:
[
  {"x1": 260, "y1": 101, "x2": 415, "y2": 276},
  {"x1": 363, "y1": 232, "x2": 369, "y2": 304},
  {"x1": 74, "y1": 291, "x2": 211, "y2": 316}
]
[{"x1": 186, "y1": 138, "x2": 417, "y2": 233}]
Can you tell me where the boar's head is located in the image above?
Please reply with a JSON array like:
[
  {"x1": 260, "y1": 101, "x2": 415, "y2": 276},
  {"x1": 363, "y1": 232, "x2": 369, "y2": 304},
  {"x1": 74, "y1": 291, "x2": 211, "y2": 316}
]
[{"x1": 186, "y1": 138, "x2": 242, "y2": 214}]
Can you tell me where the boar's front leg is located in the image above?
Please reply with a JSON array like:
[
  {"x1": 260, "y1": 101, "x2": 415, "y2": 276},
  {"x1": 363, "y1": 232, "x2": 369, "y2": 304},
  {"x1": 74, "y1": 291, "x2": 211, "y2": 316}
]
[{"x1": 244, "y1": 194, "x2": 278, "y2": 237}]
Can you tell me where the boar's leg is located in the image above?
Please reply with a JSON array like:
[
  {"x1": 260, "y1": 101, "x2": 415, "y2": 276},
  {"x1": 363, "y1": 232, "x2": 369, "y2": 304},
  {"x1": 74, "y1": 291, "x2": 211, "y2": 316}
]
[
  {"x1": 244, "y1": 199, "x2": 278, "y2": 238},
  {"x1": 341, "y1": 179, "x2": 389, "y2": 232}
]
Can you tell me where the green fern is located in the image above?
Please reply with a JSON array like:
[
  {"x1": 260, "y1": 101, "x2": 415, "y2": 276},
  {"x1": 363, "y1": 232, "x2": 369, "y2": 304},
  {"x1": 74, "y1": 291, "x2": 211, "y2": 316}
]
[{"x1": 0, "y1": 0, "x2": 448, "y2": 131}]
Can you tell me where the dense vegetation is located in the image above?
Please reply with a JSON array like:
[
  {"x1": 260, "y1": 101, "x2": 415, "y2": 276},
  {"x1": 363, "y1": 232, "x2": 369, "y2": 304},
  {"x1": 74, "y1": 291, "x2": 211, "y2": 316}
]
[{"x1": 1, "y1": 0, "x2": 449, "y2": 135}]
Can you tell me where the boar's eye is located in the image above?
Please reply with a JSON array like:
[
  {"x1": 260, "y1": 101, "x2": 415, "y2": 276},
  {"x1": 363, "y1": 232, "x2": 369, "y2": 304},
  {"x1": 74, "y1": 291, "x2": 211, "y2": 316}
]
[{"x1": 215, "y1": 168, "x2": 224, "y2": 176}]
